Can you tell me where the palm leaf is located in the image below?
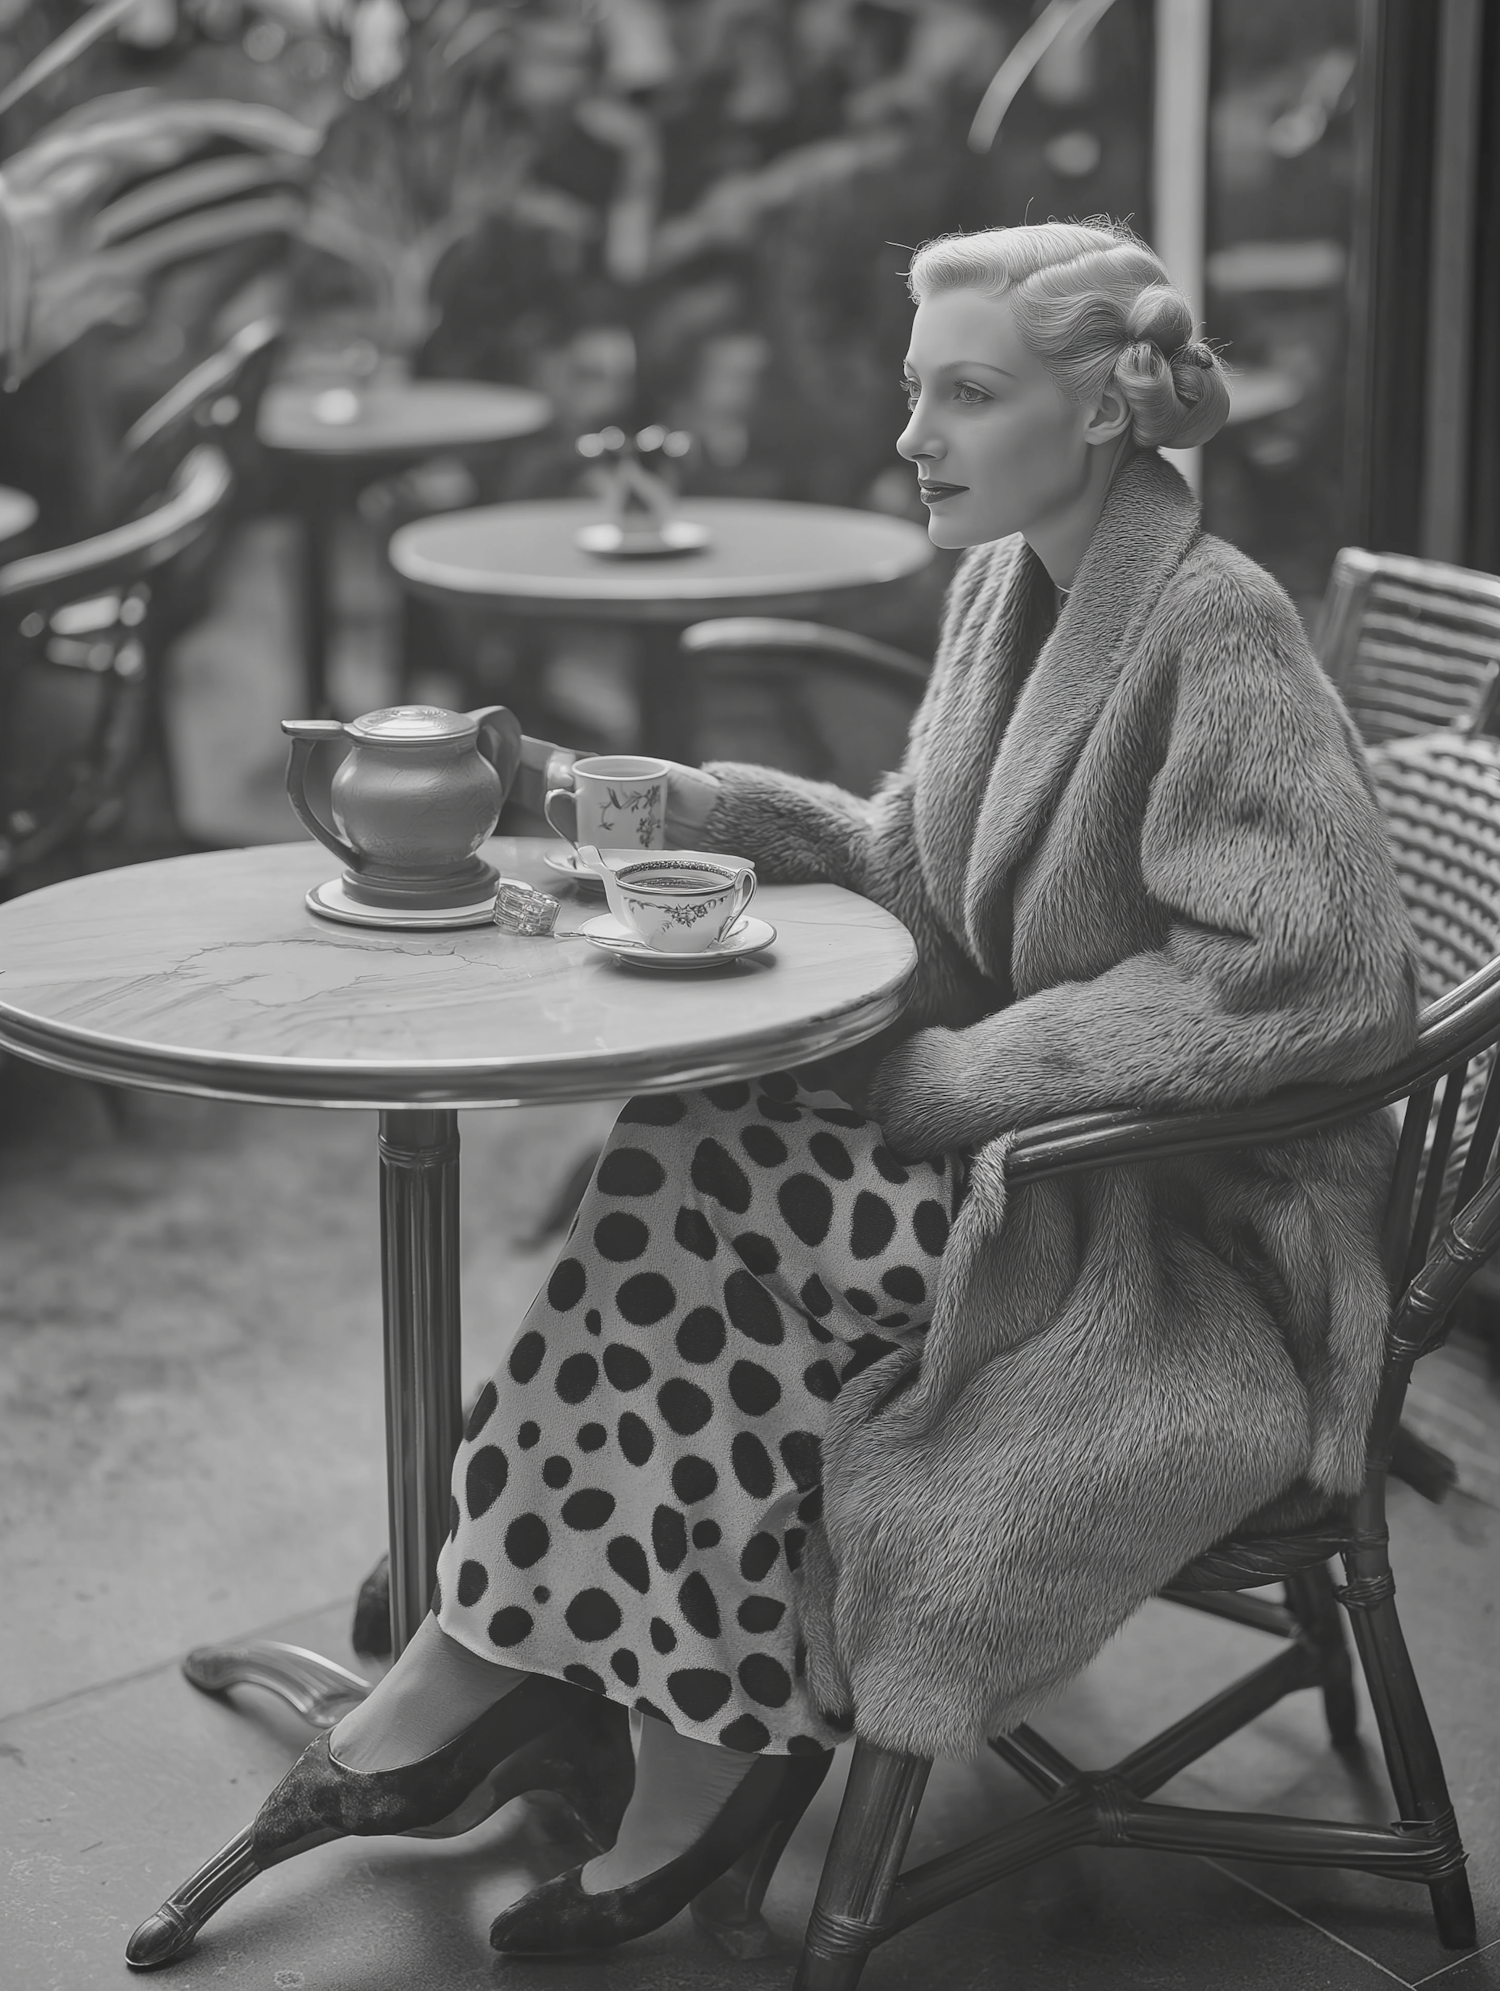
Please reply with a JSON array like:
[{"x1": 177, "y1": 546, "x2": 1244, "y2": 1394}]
[{"x1": 0, "y1": 0, "x2": 150, "y2": 122}]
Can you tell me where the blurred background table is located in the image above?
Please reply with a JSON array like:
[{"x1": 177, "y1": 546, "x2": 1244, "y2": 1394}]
[
  {"x1": 258, "y1": 376, "x2": 553, "y2": 718},
  {"x1": 388, "y1": 497, "x2": 934, "y2": 763},
  {"x1": 0, "y1": 485, "x2": 39, "y2": 551}
]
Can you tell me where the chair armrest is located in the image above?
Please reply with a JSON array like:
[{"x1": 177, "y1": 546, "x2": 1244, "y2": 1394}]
[{"x1": 680, "y1": 617, "x2": 929, "y2": 693}]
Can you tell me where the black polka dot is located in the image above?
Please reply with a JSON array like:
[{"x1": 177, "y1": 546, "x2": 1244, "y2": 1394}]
[
  {"x1": 800, "y1": 1274, "x2": 833, "y2": 1316},
  {"x1": 603, "y1": 1343, "x2": 652, "y2": 1391},
  {"x1": 578, "y1": 1421, "x2": 607, "y2": 1450},
  {"x1": 692, "y1": 1137, "x2": 752, "y2": 1214},
  {"x1": 464, "y1": 1381, "x2": 498, "y2": 1442},
  {"x1": 740, "y1": 1533, "x2": 780, "y2": 1582},
  {"x1": 465, "y1": 1445, "x2": 509, "y2": 1519},
  {"x1": 803, "y1": 1358, "x2": 840, "y2": 1401},
  {"x1": 510, "y1": 1331, "x2": 546, "y2": 1383},
  {"x1": 611, "y1": 1649, "x2": 640, "y2": 1686},
  {"x1": 607, "y1": 1535, "x2": 651, "y2": 1593},
  {"x1": 780, "y1": 1430, "x2": 822, "y2": 1489},
  {"x1": 620, "y1": 1093, "x2": 686, "y2": 1125},
  {"x1": 784, "y1": 1527, "x2": 807, "y2": 1572},
  {"x1": 799, "y1": 1486, "x2": 824, "y2": 1525},
  {"x1": 844, "y1": 1287, "x2": 879, "y2": 1316},
  {"x1": 562, "y1": 1488, "x2": 616, "y2": 1530},
  {"x1": 556, "y1": 1352, "x2": 599, "y2": 1404},
  {"x1": 914, "y1": 1199, "x2": 950, "y2": 1255},
  {"x1": 541, "y1": 1454, "x2": 572, "y2": 1489},
  {"x1": 448, "y1": 1494, "x2": 459, "y2": 1540},
  {"x1": 672, "y1": 1455, "x2": 719, "y2": 1504},
  {"x1": 759, "y1": 1100, "x2": 802, "y2": 1123},
  {"x1": 678, "y1": 1571, "x2": 721, "y2": 1639},
  {"x1": 430, "y1": 1577, "x2": 443, "y2": 1617},
  {"x1": 618, "y1": 1410, "x2": 655, "y2": 1465},
  {"x1": 488, "y1": 1606, "x2": 533, "y2": 1647},
  {"x1": 739, "y1": 1653, "x2": 793, "y2": 1707},
  {"x1": 789, "y1": 1732, "x2": 834, "y2": 1754},
  {"x1": 724, "y1": 1268, "x2": 784, "y2": 1345},
  {"x1": 598, "y1": 1147, "x2": 666, "y2": 1198},
  {"x1": 564, "y1": 1663, "x2": 606, "y2": 1694},
  {"x1": 733, "y1": 1231, "x2": 780, "y2": 1277},
  {"x1": 652, "y1": 1504, "x2": 688, "y2": 1571},
  {"x1": 617, "y1": 1272, "x2": 676, "y2": 1326},
  {"x1": 850, "y1": 1190, "x2": 897, "y2": 1259},
  {"x1": 759, "y1": 1072, "x2": 798, "y2": 1101},
  {"x1": 548, "y1": 1258, "x2": 587, "y2": 1309},
  {"x1": 675, "y1": 1206, "x2": 718, "y2": 1259},
  {"x1": 704, "y1": 1081, "x2": 752, "y2": 1109},
  {"x1": 809, "y1": 1131, "x2": 854, "y2": 1180},
  {"x1": 737, "y1": 1596, "x2": 786, "y2": 1634},
  {"x1": 658, "y1": 1377, "x2": 713, "y2": 1435},
  {"x1": 585, "y1": 1309, "x2": 603, "y2": 1336},
  {"x1": 533, "y1": 1585, "x2": 550, "y2": 1602},
  {"x1": 668, "y1": 1669, "x2": 733, "y2": 1720},
  {"x1": 720, "y1": 1714, "x2": 771, "y2": 1751},
  {"x1": 843, "y1": 1332, "x2": 899, "y2": 1378},
  {"x1": 504, "y1": 1514, "x2": 549, "y2": 1568},
  {"x1": 594, "y1": 1212, "x2": 650, "y2": 1262},
  {"x1": 729, "y1": 1359, "x2": 782, "y2": 1417},
  {"x1": 635, "y1": 1695, "x2": 670, "y2": 1724},
  {"x1": 740, "y1": 1124, "x2": 788, "y2": 1168},
  {"x1": 676, "y1": 1306, "x2": 726, "y2": 1364},
  {"x1": 813, "y1": 1105, "x2": 865, "y2": 1128},
  {"x1": 731, "y1": 1432, "x2": 775, "y2": 1498},
  {"x1": 780, "y1": 1175, "x2": 833, "y2": 1247},
  {"x1": 517, "y1": 1419, "x2": 540, "y2": 1449},
  {"x1": 456, "y1": 1560, "x2": 488, "y2": 1607},
  {"x1": 878, "y1": 1310, "x2": 911, "y2": 1331},
  {"x1": 692, "y1": 1519, "x2": 721, "y2": 1548},
  {"x1": 564, "y1": 1588, "x2": 622, "y2": 1641},
  {"x1": 882, "y1": 1264, "x2": 927, "y2": 1304},
  {"x1": 872, "y1": 1145, "x2": 910, "y2": 1185},
  {"x1": 650, "y1": 1616, "x2": 678, "y2": 1654}
]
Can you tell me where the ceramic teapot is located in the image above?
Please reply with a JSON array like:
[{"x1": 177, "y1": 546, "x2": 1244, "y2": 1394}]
[{"x1": 283, "y1": 704, "x2": 523, "y2": 911}]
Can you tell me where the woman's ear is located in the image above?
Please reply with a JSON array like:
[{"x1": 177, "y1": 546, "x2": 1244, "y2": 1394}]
[{"x1": 1082, "y1": 382, "x2": 1132, "y2": 447}]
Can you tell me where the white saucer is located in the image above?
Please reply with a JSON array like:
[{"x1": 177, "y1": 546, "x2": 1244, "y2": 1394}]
[
  {"x1": 307, "y1": 876, "x2": 497, "y2": 929},
  {"x1": 579, "y1": 912, "x2": 776, "y2": 968},
  {"x1": 574, "y1": 519, "x2": 712, "y2": 558}
]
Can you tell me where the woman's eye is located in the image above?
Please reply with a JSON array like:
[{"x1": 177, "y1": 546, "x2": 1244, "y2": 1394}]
[{"x1": 954, "y1": 381, "x2": 989, "y2": 405}]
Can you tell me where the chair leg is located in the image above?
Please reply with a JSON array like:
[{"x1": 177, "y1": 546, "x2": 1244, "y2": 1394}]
[
  {"x1": 793, "y1": 1742, "x2": 930, "y2": 1991},
  {"x1": 1285, "y1": 1562, "x2": 1358, "y2": 1746},
  {"x1": 1339, "y1": 1559, "x2": 1477, "y2": 1950}
]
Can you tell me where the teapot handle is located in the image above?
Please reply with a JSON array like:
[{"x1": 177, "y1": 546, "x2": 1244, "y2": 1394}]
[
  {"x1": 470, "y1": 705, "x2": 523, "y2": 806},
  {"x1": 282, "y1": 719, "x2": 359, "y2": 869}
]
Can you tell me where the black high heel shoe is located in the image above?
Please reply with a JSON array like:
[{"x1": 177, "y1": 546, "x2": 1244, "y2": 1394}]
[
  {"x1": 488, "y1": 1748, "x2": 832, "y2": 1957},
  {"x1": 126, "y1": 1676, "x2": 633, "y2": 1970}
]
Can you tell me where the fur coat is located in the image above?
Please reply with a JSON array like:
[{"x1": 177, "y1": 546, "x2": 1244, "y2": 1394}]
[{"x1": 697, "y1": 449, "x2": 1418, "y2": 1761}]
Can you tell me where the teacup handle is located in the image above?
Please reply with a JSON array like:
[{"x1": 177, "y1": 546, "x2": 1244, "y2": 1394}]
[
  {"x1": 282, "y1": 720, "x2": 359, "y2": 869},
  {"x1": 544, "y1": 785, "x2": 578, "y2": 846},
  {"x1": 722, "y1": 866, "x2": 756, "y2": 935}
]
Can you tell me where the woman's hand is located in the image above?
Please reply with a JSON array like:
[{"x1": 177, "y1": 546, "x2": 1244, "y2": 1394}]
[{"x1": 512, "y1": 737, "x2": 581, "y2": 819}]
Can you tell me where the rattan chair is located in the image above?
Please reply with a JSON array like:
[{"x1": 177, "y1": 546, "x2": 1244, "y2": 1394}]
[
  {"x1": 751, "y1": 737, "x2": 1500, "y2": 1989},
  {"x1": 0, "y1": 445, "x2": 233, "y2": 891},
  {"x1": 1316, "y1": 546, "x2": 1500, "y2": 745}
]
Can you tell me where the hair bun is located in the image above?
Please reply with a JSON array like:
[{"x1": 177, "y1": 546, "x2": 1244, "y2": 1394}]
[
  {"x1": 1124, "y1": 283, "x2": 1193, "y2": 356},
  {"x1": 1114, "y1": 324, "x2": 1230, "y2": 449}
]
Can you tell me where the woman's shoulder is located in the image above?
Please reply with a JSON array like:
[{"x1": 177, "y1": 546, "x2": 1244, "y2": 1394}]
[{"x1": 1165, "y1": 530, "x2": 1308, "y2": 633}]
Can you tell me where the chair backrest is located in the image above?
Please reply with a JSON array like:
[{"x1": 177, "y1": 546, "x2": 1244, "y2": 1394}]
[
  {"x1": 110, "y1": 316, "x2": 282, "y2": 524},
  {"x1": 0, "y1": 446, "x2": 234, "y2": 886},
  {"x1": 680, "y1": 616, "x2": 929, "y2": 797},
  {"x1": 1316, "y1": 545, "x2": 1500, "y2": 745}
]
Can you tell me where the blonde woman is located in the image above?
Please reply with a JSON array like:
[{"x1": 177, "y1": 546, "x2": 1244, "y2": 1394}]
[{"x1": 130, "y1": 219, "x2": 1415, "y2": 1968}]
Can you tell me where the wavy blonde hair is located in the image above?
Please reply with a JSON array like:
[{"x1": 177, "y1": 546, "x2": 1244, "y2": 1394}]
[{"x1": 907, "y1": 218, "x2": 1230, "y2": 450}]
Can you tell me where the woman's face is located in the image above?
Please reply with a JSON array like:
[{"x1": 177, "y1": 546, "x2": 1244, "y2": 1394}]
[{"x1": 897, "y1": 289, "x2": 1107, "y2": 550}]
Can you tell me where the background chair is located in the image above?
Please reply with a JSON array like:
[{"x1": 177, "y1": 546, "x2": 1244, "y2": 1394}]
[
  {"x1": 1316, "y1": 546, "x2": 1500, "y2": 746},
  {"x1": 759, "y1": 736, "x2": 1500, "y2": 1990},
  {"x1": 0, "y1": 444, "x2": 234, "y2": 896}
]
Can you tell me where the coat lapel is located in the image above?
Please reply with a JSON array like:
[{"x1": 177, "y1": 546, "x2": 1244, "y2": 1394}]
[{"x1": 961, "y1": 452, "x2": 1203, "y2": 983}]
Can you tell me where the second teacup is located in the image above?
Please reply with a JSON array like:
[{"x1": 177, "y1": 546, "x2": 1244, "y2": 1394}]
[
  {"x1": 545, "y1": 755, "x2": 669, "y2": 852},
  {"x1": 583, "y1": 848, "x2": 756, "y2": 954}
]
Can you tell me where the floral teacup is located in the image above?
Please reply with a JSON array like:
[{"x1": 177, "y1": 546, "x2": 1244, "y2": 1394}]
[{"x1": 582, "y1": 848, "x2": 756, "y2": 954}]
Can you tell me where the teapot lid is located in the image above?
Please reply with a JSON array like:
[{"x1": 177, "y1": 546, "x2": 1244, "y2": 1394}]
[{"x1": 348, "y1": 704, "x2": 474, "y2": 741}]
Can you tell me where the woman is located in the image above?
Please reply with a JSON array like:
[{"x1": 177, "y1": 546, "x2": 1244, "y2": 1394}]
[{"x1": 129, "y1": 219, "x2": 1416, "y2": 1968}]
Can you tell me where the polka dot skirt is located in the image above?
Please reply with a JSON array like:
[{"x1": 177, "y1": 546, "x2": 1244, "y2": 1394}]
[{"x1": 435, "y1": 1074, "x2": 961, "y2": 1755}]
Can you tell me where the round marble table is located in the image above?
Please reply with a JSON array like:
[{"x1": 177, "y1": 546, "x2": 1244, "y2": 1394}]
[
  {"x1": 258, "y1": 377, "x2": 554, "y2": 717},
  {"x1": 0, "y1": 838, "x2": 914, "y2": 1702},
  {"x1": 0, "y1": 482, "x2": 39, "y2": 550},
  {"x1": 389, "y1": 497, "x2": 934, "y2": 761}
]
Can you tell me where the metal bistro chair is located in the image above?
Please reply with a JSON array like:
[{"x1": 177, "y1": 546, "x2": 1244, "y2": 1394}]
[
  {"x1": 1317, "y1": 546, "x2": 1500, "y2": 746},
  {"x1": 773, "y1": 755, "x2": 1500, "y2": 1991},
  {"x1": 0, "y1": 445, "x2": 233, "y2": 893}
]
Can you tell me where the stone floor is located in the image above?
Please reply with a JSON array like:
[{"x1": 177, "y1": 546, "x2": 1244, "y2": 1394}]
[{"x1": 2, "y1": 521, "x2": 1498, "y2": 1988}]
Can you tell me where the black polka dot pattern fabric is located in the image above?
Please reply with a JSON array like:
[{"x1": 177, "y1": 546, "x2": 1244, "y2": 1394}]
[{"x1": 436, "y1": 1077, "x2": 960, "y2": 1754}]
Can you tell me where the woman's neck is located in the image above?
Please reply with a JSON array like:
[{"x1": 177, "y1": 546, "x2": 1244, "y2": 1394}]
[{"x1": 1023, "y1": 437, "x2": 1135, "y2": 592}]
